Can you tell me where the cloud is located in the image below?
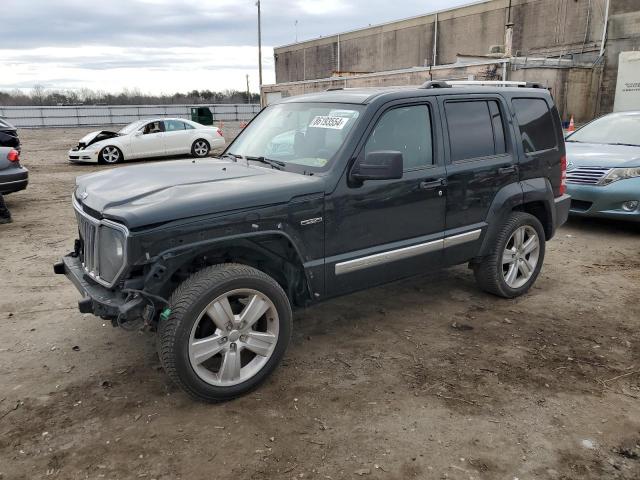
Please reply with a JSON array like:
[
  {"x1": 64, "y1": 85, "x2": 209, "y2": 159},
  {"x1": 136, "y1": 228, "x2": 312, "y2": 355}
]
[
  {"x1": 0, "y1": 0, "x2": 469, "y2": 94},
  {"x1": 296, "y1": 0, "x2": 353, "y2": 16}
]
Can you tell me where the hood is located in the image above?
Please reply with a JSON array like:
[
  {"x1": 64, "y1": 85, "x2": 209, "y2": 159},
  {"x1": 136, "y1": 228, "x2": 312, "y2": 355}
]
[
  {"x1": 0, "y1": 118, "x2": 16, "y2": 131},
  {"x1": 77, "y1": 130, "x2": 120, "y2": 149},
  {"x1": 566, "y1": 142, "x2": 640, "y2": 169},
  {"x1": 75, "y1": 158, "x2": 325, "y2": 228}
]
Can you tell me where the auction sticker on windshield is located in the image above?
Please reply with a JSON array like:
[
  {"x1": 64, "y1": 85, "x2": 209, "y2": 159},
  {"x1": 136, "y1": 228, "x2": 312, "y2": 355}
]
[{"x1": 309, "y1": 116, "x2": 349, "y2": 130}]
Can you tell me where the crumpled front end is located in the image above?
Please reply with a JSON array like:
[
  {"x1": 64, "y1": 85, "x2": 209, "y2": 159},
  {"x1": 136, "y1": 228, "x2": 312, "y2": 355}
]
[
  {"x1": 69, "y1": 131, "x2": 120, "y2": 163},
  {"x1": 54, "y1": 195, "x2": 164, "y2": 327}
]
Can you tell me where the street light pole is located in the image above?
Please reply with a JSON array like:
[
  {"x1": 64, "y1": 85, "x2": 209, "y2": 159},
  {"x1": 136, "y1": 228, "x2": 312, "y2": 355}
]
[{"x1": 256, "y1": 1, "x2": 263, "y2": 88}]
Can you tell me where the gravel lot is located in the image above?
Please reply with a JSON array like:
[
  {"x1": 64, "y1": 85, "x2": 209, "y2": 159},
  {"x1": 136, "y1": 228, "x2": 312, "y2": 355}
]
[{"x1": 1, "y1": 126, "x2": 640, "y2": 480}]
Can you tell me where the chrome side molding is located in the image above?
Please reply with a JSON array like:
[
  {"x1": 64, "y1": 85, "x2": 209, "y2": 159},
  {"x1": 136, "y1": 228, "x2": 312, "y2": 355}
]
[{"x1": 335, "y1": 229, "x2": 481, "y2": 275}]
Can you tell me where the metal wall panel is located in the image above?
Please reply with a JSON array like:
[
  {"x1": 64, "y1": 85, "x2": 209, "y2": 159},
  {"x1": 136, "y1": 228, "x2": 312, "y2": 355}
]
[{"x1": 0, "y1": 104, "x2": 261, "y2": 128}]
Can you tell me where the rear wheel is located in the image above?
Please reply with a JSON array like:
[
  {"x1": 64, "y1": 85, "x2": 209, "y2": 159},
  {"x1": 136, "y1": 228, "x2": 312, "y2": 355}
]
[
  {"x1": 473, "y1": 212, "x2": 545, "y2": 298},
  {"x1": 98, "y1": 146, "x2": 122, "y2": 164},
  {"x1": 158, "y1": 264, "x2": 292, "y2": 402},
  {"x1": 191, "y1": 139, "x2": 210, "y2": 158}
]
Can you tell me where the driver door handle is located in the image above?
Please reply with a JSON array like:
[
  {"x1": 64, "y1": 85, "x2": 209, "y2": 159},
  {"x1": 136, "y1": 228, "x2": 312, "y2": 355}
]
[
  {"x1": 498, "y1": 165, "x2": 517, "y2": 174},
  {"x1": 420, "y1": 178, "x2": 447, "y2": 190}
]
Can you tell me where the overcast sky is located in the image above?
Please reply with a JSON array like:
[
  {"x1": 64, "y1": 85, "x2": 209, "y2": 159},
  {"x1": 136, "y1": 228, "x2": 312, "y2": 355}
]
[{"x1": 1, "y1": 0, "x2": 471, "y2": 95}]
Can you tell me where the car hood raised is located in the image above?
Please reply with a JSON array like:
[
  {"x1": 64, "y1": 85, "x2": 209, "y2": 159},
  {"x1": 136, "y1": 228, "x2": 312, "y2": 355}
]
[
  {"x1": 566, "y1": 142, "x2": 640, "y2": 168},
  {"x1": 75, "y1": 158, "x2": 325, "y2": 228},
  {"x1": 77, "y1": 130, "x2": 120, "y2": 149}
]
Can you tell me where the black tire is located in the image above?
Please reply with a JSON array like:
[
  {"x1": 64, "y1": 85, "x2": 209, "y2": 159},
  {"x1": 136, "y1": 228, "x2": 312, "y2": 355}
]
[
  {"x1": 157, "y1": 263, "x2": 292, "y2": 402},
  {"x1": 191, "y1": 139, "x2": 210, "y2": 158},
  {"x1": 98, "y1": 146, "x2": 123, "y2": 164},
  {"x1": 473, "y1": 212, "x2": 546, "y2": 298}
]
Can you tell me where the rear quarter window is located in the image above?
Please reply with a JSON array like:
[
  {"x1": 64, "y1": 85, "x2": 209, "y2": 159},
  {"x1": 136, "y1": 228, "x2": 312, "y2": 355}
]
[{"x1": 512, "y1": 98, "x2": 558, "y2": 154}]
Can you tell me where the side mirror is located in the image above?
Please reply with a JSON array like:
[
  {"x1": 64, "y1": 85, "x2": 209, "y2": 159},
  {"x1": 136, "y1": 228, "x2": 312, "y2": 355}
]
[{"x1": 351, "y1": 151, "x2": 403, "y2": 182}]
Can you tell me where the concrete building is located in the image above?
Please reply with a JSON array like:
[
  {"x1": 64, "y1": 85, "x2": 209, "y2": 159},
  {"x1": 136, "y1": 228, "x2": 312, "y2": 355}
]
[{"x1": 262, "y1": 0, "x2": 640, "y2": 122}]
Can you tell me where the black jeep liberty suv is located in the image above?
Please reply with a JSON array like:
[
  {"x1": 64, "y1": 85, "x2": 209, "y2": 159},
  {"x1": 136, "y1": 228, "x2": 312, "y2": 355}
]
[{"x1": 55, "y1": 81, "x2": 571, "y2": 401}]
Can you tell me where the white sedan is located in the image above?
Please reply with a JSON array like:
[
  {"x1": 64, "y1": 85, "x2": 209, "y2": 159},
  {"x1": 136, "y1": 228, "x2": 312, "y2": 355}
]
[{"x1": 68, "y1": 118, "x2": 225, "y2": 164}]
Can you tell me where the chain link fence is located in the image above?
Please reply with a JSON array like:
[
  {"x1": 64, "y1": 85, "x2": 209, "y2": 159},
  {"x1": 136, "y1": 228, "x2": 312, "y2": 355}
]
[{"x1": 0, "y1": 104, "x2": 261, "y2": 128}]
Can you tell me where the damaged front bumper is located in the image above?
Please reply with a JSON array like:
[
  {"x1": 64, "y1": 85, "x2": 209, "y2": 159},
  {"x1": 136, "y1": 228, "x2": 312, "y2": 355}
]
[
  {"x1": 68, "y1": 148, "x2": 99, "y2": 163},
  {"x1": 54, "y1": 254, "x2": 147, "y2": 321}
]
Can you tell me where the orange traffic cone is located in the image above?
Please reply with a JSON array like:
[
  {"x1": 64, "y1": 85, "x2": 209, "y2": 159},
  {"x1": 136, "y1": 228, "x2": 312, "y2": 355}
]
[{"x1": 568, "y1": 115, "x2": 575, "y2": 132}]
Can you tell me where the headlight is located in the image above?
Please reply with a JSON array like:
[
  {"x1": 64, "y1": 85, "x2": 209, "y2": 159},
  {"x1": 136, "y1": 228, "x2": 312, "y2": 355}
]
[
  {"x1": 98, "y1": 225, "x2": 126, "y2": 283},
  {"x1": 599, "y1": 167, "x2": 640, "y2": 186}
]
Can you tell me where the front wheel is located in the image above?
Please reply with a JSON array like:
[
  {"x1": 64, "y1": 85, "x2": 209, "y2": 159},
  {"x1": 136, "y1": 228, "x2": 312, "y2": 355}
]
[
  {"x1": 158, "y1": 264, "x2": 292, "y2": 402},
  {"x1": 473, "y1": 212, "x2": 546, "y2": 298},
  {"x1": 191, "y1": 139, "x2": 210, "y2": 158},
  {"x1": 98, "y1": 146, "x2": 122, "y2": 164}
]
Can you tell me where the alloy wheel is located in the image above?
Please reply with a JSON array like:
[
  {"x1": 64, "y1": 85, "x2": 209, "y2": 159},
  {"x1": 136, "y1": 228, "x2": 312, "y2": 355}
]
[
  {"x1": 101, "y1": 146, "x2": 120, "y2": 163},
  {"x1": 502, "y1": 225, "x2": 540, "y2": 289},
  {"x1": 194, "y1": 141, "x2": 209, "y2": 156},
  {"x1": 188, "y1": 288, "x2": 279, "y2": 387}
]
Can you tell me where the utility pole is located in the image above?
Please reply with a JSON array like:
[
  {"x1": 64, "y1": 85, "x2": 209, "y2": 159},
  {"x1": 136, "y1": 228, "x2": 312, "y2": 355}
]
[
  {"x1": 599, "y1": 0, "x2": 610, "y2": 57},
  {"x1": 256, "y1": 1, "x2": 263, "y2": 88},
  {"x1": 295, "y1": 20, "x2": 298, "y2": 43},
  {"x1": 246, "y1": 74, "x2": 250, "y2": 104}
]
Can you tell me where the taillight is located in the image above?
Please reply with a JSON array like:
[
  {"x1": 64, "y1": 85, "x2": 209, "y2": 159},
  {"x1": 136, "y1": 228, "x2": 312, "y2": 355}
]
[
  {"x1": 559, "y1": 155, "x2": 567, "y2": 196},
  {"x1": 7, "y1": 149, "x2": 19, "y2": 162},
  {"x1": 216, "y1": 128, "x2": 223, "y2": 137}
]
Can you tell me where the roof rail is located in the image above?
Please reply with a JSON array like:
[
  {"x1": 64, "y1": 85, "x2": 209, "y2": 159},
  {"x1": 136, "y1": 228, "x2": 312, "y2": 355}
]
[
  {"x1": 449, "y1": 80, "x2": 545, "y2": 88},
  {"x1": 420, "y1": 80, "x2": 452, "y2": 89},
  {"x1": 326, "y1": 87, "x2": 344, "y2": 91},
  {"x1": 422, "y1": 80, "x2": 545, "y2": 89}
]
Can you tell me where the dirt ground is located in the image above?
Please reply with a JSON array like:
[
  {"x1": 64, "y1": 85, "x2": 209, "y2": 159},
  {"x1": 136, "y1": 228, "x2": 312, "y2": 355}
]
[{"x1": 1, "y1": 126, "x2": 639, "y2": 480}]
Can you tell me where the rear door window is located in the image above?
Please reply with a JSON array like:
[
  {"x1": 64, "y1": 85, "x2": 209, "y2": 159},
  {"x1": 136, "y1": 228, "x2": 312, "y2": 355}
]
[
  {"x1": 165, "y1": 120, "x2": 186, "y2": 131},
  {"x1": 445, "y1": 100, "x2": 507, "y2": 162},
  {"x1": 512, "y1": 98, "x2": 558, "y2": 154}
]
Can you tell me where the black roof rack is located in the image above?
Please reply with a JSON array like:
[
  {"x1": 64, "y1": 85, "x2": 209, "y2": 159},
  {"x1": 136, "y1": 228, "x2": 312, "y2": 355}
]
[
  {"x1": 326, "y1": 87, "x2": 345, "y2": 91},
  {"x1": 421, "y1": 80, "x2": 545, "y2": 89}
]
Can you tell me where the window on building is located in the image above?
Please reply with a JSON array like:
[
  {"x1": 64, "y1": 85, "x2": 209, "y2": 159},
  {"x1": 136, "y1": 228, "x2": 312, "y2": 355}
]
[
  {"x1": 364, "y1": 105, "x2": 433, "y2": 170},
  {"x1": 512, "y1": 98, "x2": 558, "y2": 154},
  {"x1": 445, "y1": 100, "x2": 507, "y2": 162}
]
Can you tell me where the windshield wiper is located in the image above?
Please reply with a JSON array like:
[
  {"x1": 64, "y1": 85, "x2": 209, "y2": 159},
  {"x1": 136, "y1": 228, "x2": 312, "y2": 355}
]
[
  {"x1": 245, "y1": 156, "x2": 286, "y2": 170},
  {"x1": 609, "y1": 142, "x2": 640, "y2": 147}
]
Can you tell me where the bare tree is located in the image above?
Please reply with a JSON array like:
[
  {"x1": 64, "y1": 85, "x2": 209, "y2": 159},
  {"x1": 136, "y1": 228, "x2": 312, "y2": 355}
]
[
  {"x1": 31, "y1": 84, "x2": 46, "y2": 106},
  {"x1": 0, "y1": 87, "x2": 260, "y2": 106}
]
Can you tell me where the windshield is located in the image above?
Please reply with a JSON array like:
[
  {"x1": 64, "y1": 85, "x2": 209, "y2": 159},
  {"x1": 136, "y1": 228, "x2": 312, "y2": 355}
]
[
  {"x1": 227, "y1": 102, "x2": 363, "y2": 170},
  {"x1": 118, "y1": 120, "x2": 145, "y2": 135},
  {"x1": 567, "y1": 113, "x2": 640, "y2": 146}
]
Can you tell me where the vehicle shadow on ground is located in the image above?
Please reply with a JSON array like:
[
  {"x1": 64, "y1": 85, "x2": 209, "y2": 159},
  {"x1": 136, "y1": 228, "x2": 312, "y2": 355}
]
[{"x1": 564, "y1": 216, "x2": 640, "y2": 235}]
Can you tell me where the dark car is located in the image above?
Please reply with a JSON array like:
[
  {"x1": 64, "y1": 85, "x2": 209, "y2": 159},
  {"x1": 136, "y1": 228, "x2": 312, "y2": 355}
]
[
  {"x1": 0, "y1": 146, "x2": 28, "y2": 194},
  {"x1": 55, "y1": 81, "x2": 570, "y2": 402},
  {"x1": 0, "y1": 118, "x2": 20, "y2": 150}
]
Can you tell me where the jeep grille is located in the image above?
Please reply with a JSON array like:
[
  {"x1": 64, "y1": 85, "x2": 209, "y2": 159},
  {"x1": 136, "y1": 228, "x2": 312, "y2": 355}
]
[
  {"x1": 76, "y1": 210, "x2": 99, "y2": 275},
  {"x1": 72, "y1": 196, "x2": 128, "y2": 287}
]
